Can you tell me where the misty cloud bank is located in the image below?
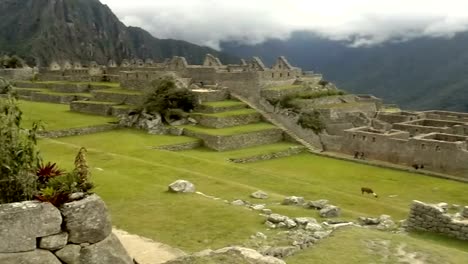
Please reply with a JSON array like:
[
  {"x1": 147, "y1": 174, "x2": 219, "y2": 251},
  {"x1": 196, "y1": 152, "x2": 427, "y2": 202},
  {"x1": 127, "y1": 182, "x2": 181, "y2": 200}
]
[{"x1": 101, "y1": 0, "x2": 468, "y2": 49}]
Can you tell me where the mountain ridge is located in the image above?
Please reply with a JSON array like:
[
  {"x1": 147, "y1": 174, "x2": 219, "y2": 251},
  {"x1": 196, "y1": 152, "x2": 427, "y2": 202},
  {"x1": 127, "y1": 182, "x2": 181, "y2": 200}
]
[{"x1": 0, "y1": 0, "x2": 237, "y2": 66}]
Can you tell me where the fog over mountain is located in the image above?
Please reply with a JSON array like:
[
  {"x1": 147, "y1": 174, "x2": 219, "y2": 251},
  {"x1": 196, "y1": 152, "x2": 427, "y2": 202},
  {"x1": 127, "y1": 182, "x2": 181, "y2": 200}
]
[{"x1": 102, "y1": 0, "x2": 468, "y2": 49}]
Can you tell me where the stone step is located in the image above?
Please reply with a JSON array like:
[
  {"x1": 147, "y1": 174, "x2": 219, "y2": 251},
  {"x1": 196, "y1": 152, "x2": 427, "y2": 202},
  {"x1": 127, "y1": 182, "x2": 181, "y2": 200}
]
[
  {"x1": 195, "y1": 100, "x2": 248, "y2": 113},
  {"x1": 91, "y1": 89, "x2": 144, "y2": 105},
  {"x1": 30, "y1": 92, "x2": 93, "y2": 104},
  {"x1": 70, "y1": 101, "x2": 118, "y2": 116},
  {"x1": 191, "y1": 109, "x2": 262, "y2": 128},
  {"x1": 191, "y1": 89, "x2": 229, "y2": 103},
  {"x1": 180, "y1": 123, "x2": 284, "y2": 151}
]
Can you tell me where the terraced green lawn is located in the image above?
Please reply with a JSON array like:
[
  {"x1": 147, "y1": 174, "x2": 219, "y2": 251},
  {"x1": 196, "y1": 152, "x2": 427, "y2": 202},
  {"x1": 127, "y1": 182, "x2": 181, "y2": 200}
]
[
  {"x1": 24, "y1": 81, "x2": 120, "y2": 87},
  {"x1": 37, "y1": 129, "x2": 468, "y2": 254},
  {"x1": 19, "y1": 100, "x2": 116, "y2": 130},
  {"x1": 94, "y1": 88, "x2": 143, "y2": 95},
  {"x1": 200, "y1": 100, "x2": 246, "y2": 108},
  {"x1": 180, "y1": 123, "x2": 278, "y2": 135},
  {"x1": 37, "y1": 91, "x2": 93, "y2": 97}
]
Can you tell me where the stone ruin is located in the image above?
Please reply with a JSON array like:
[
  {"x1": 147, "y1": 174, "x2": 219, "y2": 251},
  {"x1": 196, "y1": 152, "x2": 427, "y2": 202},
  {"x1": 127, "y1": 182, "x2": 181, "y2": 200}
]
[
  {"x1": 406, "y1": 200, "x2": 468, "y2": 241},
  {"x1": 0, "y1": 194, "x2": 133, "y2": 264}
]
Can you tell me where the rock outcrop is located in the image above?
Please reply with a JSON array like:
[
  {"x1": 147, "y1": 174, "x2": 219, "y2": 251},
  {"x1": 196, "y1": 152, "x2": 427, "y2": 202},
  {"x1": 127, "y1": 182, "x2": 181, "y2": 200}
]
[{"x1": 168, "y1": 180, "x2": 196, "y2": 193}]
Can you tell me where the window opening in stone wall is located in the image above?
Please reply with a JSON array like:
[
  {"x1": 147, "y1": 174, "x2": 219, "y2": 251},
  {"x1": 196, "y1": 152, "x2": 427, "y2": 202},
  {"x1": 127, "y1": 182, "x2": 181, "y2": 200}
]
[
  {"x1": 272, "y1": 73, "x2": 274, "y2": 78},
  {"x1": 372, "y1": 137, "x2": 376, "y2": 142},
  {"x1": 353, "y1": 134, "x2": 356, "y2": 139},
  {"x1": 362, "y1": 136, "x2": 366, "y2": 141},
  {"x1": 280, "y1": 73, "x2": 283, "y2": 78}
]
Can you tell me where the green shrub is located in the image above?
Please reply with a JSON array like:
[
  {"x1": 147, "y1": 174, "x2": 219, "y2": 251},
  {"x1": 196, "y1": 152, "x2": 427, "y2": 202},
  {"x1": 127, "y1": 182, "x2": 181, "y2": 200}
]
[
  {"x1": 140, "y1": 77, "x2": 196, "y2": 123},
  {"x1": 296, "y1": 89, "x2": 345, "y2": 100},
  {"x1": 297, "y1": 110, "x2": 326, "y2": 134},
  {"x1": 0, "y1": 94, "x2": 40, "y2": 203}
]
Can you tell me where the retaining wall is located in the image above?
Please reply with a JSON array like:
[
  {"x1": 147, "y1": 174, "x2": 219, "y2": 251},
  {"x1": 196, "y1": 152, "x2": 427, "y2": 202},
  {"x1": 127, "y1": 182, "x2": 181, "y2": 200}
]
[
  {"x1": 407, "y1": 200, "x2": 468, "y2": 241},
  {"x1": 191, "y1": 112, "x2": 262, "y2": 128},
  {"x1": 38, "y1": 124, "x2": 118, "y2": 138},
  {"x1": 0, "y1": 194, "x2": 133, "y2": 263}
]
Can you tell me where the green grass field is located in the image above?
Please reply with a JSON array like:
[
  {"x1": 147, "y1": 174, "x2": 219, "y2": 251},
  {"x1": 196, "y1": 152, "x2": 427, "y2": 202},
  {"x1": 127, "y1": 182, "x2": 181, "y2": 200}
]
[
  {"x1": 200, "y1": 100, "x2": 246, "y2": 108},
  {"x1": 17, "y1": 100, "x2": 467, "y2": 262},
  {"x1": 36, "y1": 129, "x2": 468, "y2": 255},
  {"x1": 180, "y1": 123, "x2": 278, "y2": 136},
  {"x1": 19, "y1": 100, "x2": 116, "y2": 130},
  {"x1": 24, "y1": 81, "x2": 120, "y2": 87}
]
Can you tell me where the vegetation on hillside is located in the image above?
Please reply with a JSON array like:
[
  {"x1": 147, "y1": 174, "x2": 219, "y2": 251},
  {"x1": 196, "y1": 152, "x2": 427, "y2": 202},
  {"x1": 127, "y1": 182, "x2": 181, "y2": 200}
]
[
  {"x1": 0, "y1": 55, "x2": 25, "y2": 68},
  {"x1": 0, "y1": 93, "x2": 93, "y2": 205},
  {"x1": 297, "y1": 110, "x2": 326, "y2": 134},
  {"x1": 140, "y1": 78, "x2": 197, "y2": 123}
]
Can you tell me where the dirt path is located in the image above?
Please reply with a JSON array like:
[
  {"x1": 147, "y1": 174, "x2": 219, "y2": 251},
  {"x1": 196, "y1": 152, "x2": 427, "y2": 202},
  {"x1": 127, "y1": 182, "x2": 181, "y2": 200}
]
[{"x1": 114, "y1": 229, "x2": 186, "y2": 264}]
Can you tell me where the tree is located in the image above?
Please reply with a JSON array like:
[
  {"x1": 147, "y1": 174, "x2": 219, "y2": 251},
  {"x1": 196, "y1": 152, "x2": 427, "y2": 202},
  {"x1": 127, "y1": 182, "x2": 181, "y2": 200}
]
[{"x1": 297, "y1": 110, "x2": 326, "y2": 135}]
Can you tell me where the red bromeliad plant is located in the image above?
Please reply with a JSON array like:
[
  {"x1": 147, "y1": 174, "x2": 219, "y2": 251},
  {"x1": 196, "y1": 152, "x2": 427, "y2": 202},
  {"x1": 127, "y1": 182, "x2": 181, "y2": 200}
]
[{"x1": 36, "y1": 162, "x2": 65, "y2": 184}]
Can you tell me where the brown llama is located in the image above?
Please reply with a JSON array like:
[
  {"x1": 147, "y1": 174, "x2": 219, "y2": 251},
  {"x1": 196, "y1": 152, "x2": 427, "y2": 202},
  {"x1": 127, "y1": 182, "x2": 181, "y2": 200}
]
[{"x1": 361, "y1": 187, "x2": 378, "y2": 197}]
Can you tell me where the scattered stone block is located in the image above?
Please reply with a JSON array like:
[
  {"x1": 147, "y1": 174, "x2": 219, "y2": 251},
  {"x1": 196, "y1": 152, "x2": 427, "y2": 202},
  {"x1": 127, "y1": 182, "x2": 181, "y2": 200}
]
[
  {"x1": 282, "y1": 196, "x2": 305, "y2": 206},
  {"x1": 304, "y1": 199, "x2": 329, "y2": 210},
  {"x1": 319, "y1": 205, "x2": 341, "y2": 218},
  {"x1": 251, "y1": 190, "x2": 269, "y2": 199},
  {"x1": 168, "y1": 180, "x2": 195, "y2": 193},
  {"x1": 55, "y1": 244, "x2": 81, "y2": 264},
  {"x1": 268, "y1": 214, "x2": 287, "y2": 223},
  {"x1": 61, "y1": 194, "x2": 112, "y2": 244},
  {"x1": 231, "y1": 200, "x2": 245, "y2": 206}
]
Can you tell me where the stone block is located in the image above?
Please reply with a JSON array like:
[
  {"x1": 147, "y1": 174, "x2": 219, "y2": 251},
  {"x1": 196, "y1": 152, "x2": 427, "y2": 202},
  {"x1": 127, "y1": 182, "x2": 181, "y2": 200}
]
[
  {"x1": 0, "y1": 201, "x2": 62, "y2": 253},
  {"x1": 39, "y1": 232, "x2": 68, "y2": 251},
  {"x1": 61, "y1": 194, "x2": 112, "y2": 244},
  {"x1": 55, "y1": 244, "x2": 81, "y2": 264},
  {"x1": 0, "y1": 249, "x2": 62, "y2": 264},
  {"x1": 79, "y1": 233, "x2": 133, "y2": 264}
]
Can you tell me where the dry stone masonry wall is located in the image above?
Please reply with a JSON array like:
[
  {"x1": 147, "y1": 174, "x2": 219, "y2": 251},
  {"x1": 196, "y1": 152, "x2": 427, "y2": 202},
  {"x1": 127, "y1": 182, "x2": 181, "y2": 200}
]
[
  {"x1": 406, "y1": 200, "x2": 468, "y2": 241},
  {"x1": 0, "y1": 194, "x2": 133, "y2": 264}
]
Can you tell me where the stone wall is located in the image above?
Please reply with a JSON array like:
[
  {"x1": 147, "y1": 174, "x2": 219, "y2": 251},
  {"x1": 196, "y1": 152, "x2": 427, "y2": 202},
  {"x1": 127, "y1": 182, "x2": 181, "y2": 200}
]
[
  {"x1": 0, "y1": 68, "x2": 35, "y2": 80},
  {"x1": 70, "y1": 101, "x2": 116, "y2": 116},
  {"x1": 229, "y1": 146, "x2": 306, "y2": 163},
  {"x1": 30, "y1": 92, "x2": 90, "y2": 104},
  {"x1": 0, "y1": 194, "x2": 133, "y2": 264},
  {"x1": 154, "y1": 140, "x2": 202, "y2": 151},
  {"x1": 407, "y1": 200, "x2": 468, "y2": 241},
  {"x1": 191, "y1": 112, "x2": 262, "y2": 128},
  {"x1": 341, "y1": 127, "x2": 468, "y2": 177},
  {"x1": 92, "y1": 91, "x2": 144, "y2": 105},
  {"x1": 38, "y1": 124, "x2": 118, "y2": 138},
  {"x1": 183, "y1": 128, "x2": 284, "y2": 151}
]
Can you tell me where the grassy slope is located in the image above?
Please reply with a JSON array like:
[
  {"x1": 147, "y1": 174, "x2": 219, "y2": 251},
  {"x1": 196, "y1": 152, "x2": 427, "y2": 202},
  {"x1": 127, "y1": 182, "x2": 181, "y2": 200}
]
[
  {"x1": 180, "y1": 123, "x2": 278, "y2": 136},
  {"x1": 37, "y1": 130, "x2": 468, "y2": 253},
  {"x1": 201, "y1": 100, "x2": 246, "y2": 107},
  {"x1": 287, "y1": 227, "x2": 468, "y2": 264},
  {"x1": 19, "y1": 100, "x2": 116, "y2": 130}
]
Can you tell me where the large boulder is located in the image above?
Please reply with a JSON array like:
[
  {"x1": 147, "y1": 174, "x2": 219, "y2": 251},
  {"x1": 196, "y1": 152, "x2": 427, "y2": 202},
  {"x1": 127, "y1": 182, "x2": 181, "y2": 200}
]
[
  {"x1": 61, "y1": 194, "x2": 112, "y2": 244},
  {"x1": 79, "y1": 233, "x2": 133, "y2": 264},
  {"x1": 304, "y1": 199, "x2": 329, "y2": 210},
  {"x1": 168, "y1": 180, "x2": 195, "y2": 193},
  {"x1": 319, "y1": 205, "x2": 341, "y2": 218},
  {"x1": 282, "y1": 196, "x2": 305, "y2": 206},
  {"x1": 0, "y1": 201, "x2": 62, "y2": 253},
  {"x1": 0, "y1": 249, "x2": 62, "y2": 264},
  {"x1": 251, "y1": 191, "x2": 269, "y2": 199}
]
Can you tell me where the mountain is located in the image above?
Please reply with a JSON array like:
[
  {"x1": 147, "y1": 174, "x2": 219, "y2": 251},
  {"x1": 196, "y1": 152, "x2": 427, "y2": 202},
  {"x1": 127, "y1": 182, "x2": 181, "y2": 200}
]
[
  {"x1": 0, "y1": 0, "x2": 237, "y2": 66},
  {"x1": 221, "y1": 31, "x2": 468, "y2": 112}
]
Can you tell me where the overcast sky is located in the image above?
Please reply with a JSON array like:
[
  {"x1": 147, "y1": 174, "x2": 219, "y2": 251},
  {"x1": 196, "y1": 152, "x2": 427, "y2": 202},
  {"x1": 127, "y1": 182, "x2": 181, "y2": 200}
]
[{"x1": 100, "y1": 0, "x2": 468, "y2": 49}]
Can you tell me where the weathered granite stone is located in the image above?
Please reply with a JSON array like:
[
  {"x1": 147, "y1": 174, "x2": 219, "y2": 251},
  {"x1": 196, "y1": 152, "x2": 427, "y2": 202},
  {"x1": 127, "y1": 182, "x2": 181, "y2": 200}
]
[
  {"x1": 463, "y1": 206, "x2": 468, "y2": 218},
  {"x1": 39, "y1": 232, "x2": 68, "y2": 251},
  {"x1": 268, "y1": 214, "x2": 287, "y2": 223},
  {"x1": 263, "y1": 246, "x2": 298, "y2": 258},
  {"x1": 252, "y1": 204, "x2": 266, "y2": 211},
  {"x1": 231, "y1": 200, "x2": 245, "y2": 206},
  {"x1": 55, "y1": 244, "x2": 81, "y2": 264},
  {"x1": 0, "y1": 249, "x2": 62, "y2": 264},
  {"x1": 79, "y1": 233, "x2": 133, "y2": 264},
  {"x1": 168, "y1": 180, "x2": 195, "y2": 193},
  {"x1": 0, "y1": 201, "x2": 62, "y2": 253},
  {"x1": 285, "y1": 218, "x2": 297, "y2": 229},
  {"x1": 282, "y1": 196, "x2": 305, "y2": 205},
  {"x1": 319, "y1": 205, "x2": 341, "y2": 218},
  {"x1": 304, "y1": 199, "x2": 329, "y2": 210},
  {"x1": 265, "y1": 221, "x2": 276, "y2": 229},
  {"x1": 294, "y1": 217, "x2": 318, "y2": 226},
  {"x1": 313, "y1": 230, "x2": 332, "y2": 240},
  {"x1": 262, "y1": 208, "x2": 273, "y2": 215},
  {"x1": 251, "y1": 191, "x2": 269, "y2": 199},
  {"x1": 305, "y1": 222, "x2": 323, "y2": 231},
  {"x1": 61, "y1": 194, "x2": 112, "y2": 244},
  {"x1": 358, "y1": 216, "x2": 380, "y2": 225}
]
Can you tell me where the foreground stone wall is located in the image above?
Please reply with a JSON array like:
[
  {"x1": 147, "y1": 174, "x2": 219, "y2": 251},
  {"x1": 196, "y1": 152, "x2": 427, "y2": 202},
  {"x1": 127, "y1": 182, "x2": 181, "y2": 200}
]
[
  {"x1": 406, "y1": 200, "x2": 468, "y2": 241},
  {"x1": 0, "y1": 194, "x2": 132, "y2": 264},
  {"x1": 38, "y1": 124, "x2": 118, "y2": 138},
  {"x1": 191, "y1": 112, "x2": 262, "y2": 128}
]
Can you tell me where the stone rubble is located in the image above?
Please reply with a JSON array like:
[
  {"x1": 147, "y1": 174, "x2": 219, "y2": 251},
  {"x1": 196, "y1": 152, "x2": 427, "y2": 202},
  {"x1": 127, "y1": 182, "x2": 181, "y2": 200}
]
[{"x1": 168, "y1": 180, "x2": 196, "y2": 193}]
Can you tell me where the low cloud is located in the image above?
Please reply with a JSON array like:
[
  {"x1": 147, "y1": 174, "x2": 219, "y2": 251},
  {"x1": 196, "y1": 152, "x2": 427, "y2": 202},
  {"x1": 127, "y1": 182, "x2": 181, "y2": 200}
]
[{"x1": 101, "y1": 0, "x2": 468, "y2": 49}]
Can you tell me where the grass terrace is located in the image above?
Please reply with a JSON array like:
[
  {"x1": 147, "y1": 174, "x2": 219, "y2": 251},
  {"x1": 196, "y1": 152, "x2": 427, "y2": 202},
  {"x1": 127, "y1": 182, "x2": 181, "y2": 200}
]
[
  {"x1": 27, "y1": 81, "x2": 121, "y2": 87},
  {"x1": 200, "y1": 100, "x2": 246, "y2": 108},
  {"x1": 179, "y1": 122, "x2": 278, "y2": 136},
  {"x1": 94, "y1": 88, "x2": 143, "y2": 95},
  {"x1": 193, "y1": 109, "x2": 258, "y2": 118},
  {"x1": 19, "y1": 100, "x2": 116, "y2": 130}
]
